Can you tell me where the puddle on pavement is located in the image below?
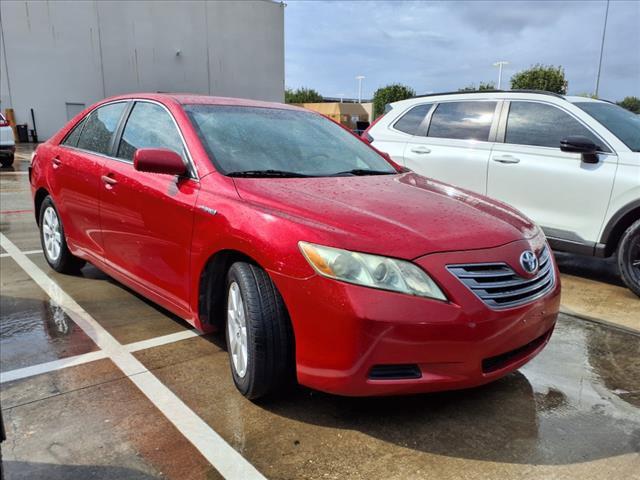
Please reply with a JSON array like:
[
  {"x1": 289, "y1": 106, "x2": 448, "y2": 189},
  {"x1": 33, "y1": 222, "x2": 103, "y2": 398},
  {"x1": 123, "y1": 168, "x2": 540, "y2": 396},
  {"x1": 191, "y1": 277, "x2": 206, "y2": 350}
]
[
  {"x1": 136, "y1": 314, "x2": 640, "y2": 477},
  {"x1": 0, "y1": 295, "x2": 98, "y2": 371}
]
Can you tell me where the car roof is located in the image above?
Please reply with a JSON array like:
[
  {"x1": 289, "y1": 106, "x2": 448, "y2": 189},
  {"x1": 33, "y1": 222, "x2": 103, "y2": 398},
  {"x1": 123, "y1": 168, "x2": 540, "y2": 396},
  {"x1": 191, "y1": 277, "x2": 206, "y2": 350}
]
[{"x1": 99, "y1": 93, "x2": 305, "y2": 111}]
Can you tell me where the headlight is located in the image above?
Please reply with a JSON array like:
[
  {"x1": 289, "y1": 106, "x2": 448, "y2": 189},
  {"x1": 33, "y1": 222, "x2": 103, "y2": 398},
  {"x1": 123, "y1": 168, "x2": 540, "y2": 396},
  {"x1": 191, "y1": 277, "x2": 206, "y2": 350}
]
[{"x1": 299, "y1": 242, "x2": 447, "y2": 301}]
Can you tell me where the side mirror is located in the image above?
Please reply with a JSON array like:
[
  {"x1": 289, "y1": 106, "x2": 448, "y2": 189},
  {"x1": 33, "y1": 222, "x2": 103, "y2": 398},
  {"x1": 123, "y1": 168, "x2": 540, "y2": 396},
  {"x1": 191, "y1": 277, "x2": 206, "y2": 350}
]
[
  {"x1": 560, "y1": 136, "x2": 599, "y2": 164},
  {"x1": 133, "y1": 148, "x2": 187, "y2": 176}
]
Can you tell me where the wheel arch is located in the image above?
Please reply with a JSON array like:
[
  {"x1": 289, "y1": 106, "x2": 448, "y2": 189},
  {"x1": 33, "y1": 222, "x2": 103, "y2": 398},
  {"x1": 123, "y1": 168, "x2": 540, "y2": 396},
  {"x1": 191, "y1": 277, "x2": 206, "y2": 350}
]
[
  {"x1": 34, "y1": 187, "x2": 50, "y2": 225},
  {"x1": 197, "y1": 248, "x2": 294, "y2": 333},
  {"x1": 600, "y1": 200, "x2": 640, "y2": 257}
]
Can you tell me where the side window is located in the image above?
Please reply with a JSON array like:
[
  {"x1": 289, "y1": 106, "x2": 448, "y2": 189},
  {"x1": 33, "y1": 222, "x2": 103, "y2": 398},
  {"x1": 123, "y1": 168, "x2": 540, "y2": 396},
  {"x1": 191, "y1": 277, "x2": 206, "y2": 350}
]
[
  {"x1": 61, "y1": 118, "x2": 87, "y2": 147},
  {"x1": 117, "y1": 102, "x2": 185, "y2": 162},
  {"x1": 393, "y1": 104, "x2": 432, "y2": 135},
  {"x1": 77, "y1": 102, "x2": 127, "y2": 155},
  {"x1": 428, "y1": 101, "x2": 497, "y2": 141},
  {"x1": 505, "y1": 102, "x2": 604, "y2": 149}
]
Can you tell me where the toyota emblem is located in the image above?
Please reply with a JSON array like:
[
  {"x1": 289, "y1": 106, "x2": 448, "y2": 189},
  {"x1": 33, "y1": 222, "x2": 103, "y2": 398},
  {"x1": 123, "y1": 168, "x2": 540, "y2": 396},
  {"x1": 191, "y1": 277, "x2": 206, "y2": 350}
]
[{"x1": 520, "y1": 250, "x2": 538, "y2": 274}]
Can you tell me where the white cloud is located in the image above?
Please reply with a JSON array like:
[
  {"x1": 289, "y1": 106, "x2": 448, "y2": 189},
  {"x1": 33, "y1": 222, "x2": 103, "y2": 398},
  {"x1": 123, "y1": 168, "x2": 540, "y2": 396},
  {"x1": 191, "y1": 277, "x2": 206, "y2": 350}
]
[{"x1": 285, "y1": 0, "x2": 640, "y2": 101}]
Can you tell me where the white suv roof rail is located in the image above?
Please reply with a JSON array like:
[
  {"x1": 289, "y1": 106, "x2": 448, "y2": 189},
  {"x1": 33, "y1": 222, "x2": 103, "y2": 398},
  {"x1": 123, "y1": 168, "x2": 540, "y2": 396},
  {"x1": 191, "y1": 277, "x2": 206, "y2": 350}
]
[{"x1": 405, "y1": 89, "x2": 566, "y2": 101}]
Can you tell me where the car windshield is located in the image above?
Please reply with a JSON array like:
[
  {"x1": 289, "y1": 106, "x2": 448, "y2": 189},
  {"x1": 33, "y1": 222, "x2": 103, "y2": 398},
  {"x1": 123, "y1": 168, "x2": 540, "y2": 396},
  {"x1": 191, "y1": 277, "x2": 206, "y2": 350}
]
[
  {"x1": 574, "y1": 101, "x2": 640, "y2": 152},
  {"x1": 184, "y1": 105, "x2": 397, "y2": 177}
]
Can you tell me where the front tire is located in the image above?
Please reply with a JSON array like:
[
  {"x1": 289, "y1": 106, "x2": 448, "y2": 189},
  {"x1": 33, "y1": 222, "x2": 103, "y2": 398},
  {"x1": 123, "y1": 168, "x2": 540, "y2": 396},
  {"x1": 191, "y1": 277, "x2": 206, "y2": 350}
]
[
  {"x1": 39, "y1": 196, "x2": 86, "y2": 274},
  {"x1": 0, "y1": 153, "x2": 14, "y2": 168},
  {"x1": 617, "y1": 219, "x2": 640, "y2": 297},
  {"x1": 225, "y1": 262, "x2": 294, "y2": 400}
]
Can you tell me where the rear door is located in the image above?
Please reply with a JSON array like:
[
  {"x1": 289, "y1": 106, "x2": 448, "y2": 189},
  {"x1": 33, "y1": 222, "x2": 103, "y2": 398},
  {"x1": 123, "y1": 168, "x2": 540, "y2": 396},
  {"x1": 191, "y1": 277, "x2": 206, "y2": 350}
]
[
  {"x1": 403, "y1": 100, "x2": 500, "y2": 194},
  {"x1": 487, "y1": 100, "x2": 617, "y2": 245},
  {"x1": 99, "y1": 101, "x2": 199, "y2": 313},
  {"x1": 53, "y1": 102, "x2": 128, "y2": 258}
]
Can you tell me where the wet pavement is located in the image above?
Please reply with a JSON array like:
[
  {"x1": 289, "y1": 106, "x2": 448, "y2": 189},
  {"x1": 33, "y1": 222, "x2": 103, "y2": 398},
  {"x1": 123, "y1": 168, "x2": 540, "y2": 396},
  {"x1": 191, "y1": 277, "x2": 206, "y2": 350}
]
[{"x1": 1, "y1": 144, "x2": 639, "y2": 479}]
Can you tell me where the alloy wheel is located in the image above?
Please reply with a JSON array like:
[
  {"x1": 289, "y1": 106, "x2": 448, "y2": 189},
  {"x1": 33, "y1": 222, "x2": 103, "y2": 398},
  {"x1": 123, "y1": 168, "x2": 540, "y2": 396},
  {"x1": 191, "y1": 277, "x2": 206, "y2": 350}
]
[
  {"x1": 227, "y1": 282, "x2": 248, "y2": 378},
  {"x1": 42, "y1": 206, "x2": 62, "y2": 262}
]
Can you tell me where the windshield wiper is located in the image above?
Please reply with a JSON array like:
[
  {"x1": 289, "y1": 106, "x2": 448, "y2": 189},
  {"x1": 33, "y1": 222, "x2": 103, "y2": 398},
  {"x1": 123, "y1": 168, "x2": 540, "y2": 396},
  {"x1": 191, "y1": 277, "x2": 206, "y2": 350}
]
[
  {"x1": 329, "y1": 169, "x2": 397, "y2": 176},
  {"x1": 226, "y1": 169, "x2": 313, "y2": 178}
]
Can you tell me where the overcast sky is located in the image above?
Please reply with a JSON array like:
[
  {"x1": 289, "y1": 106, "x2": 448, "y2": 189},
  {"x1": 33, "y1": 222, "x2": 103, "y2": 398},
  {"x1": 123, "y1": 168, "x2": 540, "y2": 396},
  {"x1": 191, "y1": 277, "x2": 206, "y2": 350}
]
[{"x1": 285, "y1": 0, "x2": 640, "y2": 101}]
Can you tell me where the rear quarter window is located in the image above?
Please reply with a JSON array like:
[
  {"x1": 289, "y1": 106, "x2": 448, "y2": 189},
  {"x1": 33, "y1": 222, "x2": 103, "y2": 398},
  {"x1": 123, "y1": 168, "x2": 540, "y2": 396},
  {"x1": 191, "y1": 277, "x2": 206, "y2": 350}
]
[
  {"x1": 61, "y1": 118, "x2": 87, "y2": 147},
  {"x1": 393, "y1": 104, "x2": 432, "y2": 135}
]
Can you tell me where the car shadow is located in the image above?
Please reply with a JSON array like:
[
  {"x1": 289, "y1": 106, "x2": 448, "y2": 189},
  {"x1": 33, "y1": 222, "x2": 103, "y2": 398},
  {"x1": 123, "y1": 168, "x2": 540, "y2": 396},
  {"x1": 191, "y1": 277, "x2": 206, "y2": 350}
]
[
  {"x1": 553, "y1": 250, "x2": 624, "y2": 287},
  {"x1": 0, "y1": 461, "x2": 159, "y2": 480},
  {"x1": 257, "y1": 368, "x2": 640, "y2": 465}
]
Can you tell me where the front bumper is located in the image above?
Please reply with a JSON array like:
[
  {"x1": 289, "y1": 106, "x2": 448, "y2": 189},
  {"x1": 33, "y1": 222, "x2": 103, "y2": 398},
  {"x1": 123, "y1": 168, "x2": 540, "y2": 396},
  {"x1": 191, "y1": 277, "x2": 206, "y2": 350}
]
[{"x1": 270, "y1": 238, "x2": 560, "y2": 396}]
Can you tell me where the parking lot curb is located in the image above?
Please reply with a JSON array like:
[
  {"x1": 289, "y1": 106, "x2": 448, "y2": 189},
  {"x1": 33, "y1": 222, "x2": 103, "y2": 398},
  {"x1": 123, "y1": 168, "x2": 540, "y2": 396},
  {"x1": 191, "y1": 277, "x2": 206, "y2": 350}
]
[{"x1": 560, "y1": 306, "x2": 640, "y2": 336}]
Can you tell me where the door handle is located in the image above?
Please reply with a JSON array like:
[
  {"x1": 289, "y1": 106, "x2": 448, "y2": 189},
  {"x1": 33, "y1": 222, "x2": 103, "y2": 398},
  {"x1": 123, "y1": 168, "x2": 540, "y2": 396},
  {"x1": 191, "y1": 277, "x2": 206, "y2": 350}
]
[
  {"x1": 101, "y1": 174, "x2": 117, "y2": 186},
  {"x1": 493, "y1": 155, "x2": 520, "y2": 164},
  {"x1": 52, "y1": 157, "x2": 62, "y2": 169},
  {"x1": 410, "y1": 146, "x2": 431, "y2": 154}
]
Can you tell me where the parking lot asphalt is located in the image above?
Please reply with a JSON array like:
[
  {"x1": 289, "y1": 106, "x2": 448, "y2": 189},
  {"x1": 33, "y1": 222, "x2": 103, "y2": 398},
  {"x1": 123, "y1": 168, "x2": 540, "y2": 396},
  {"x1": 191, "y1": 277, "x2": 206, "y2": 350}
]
[{"x1": 1, "y1": 144, "x2": 639, "y2": 479}]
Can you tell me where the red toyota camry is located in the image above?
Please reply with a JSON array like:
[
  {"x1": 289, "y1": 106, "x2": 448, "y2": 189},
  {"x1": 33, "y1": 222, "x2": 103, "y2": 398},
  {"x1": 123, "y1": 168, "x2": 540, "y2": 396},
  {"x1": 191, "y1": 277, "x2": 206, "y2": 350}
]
[{"x1": 29, "y1": 94, "x2": 560, "y2": 399}]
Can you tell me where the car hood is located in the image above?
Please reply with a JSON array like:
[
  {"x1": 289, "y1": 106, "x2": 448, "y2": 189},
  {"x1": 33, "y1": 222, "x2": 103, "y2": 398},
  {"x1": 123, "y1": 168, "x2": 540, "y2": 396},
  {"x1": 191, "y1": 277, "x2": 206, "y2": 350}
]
[{"x1": 233, "y1": 172, "x2": 539, "y2": 259}]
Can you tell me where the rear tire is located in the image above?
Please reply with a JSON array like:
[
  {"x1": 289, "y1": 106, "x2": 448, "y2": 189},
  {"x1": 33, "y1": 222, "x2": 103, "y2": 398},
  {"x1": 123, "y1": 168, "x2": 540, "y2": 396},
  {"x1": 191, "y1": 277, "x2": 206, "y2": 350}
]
[
  {"x1": 39, "y1": 196, "x2": 86, "y2": 274},
  {"x1": 617, "y1": 219, "x2": 640, "y2": 297},
  {"x1": 0, "y1": 153, "x2": 14, "y2": 168},
  {"x1": 225, "y1": 262, "x2": 294, "y2": 400}
]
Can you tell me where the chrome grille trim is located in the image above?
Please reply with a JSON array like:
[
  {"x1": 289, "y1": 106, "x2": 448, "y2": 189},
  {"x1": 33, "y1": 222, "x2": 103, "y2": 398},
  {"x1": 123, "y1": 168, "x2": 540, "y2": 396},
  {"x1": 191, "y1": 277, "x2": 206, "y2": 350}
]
[{"x1": 447, "y1": 246, "x2": 555, "y2": 309}]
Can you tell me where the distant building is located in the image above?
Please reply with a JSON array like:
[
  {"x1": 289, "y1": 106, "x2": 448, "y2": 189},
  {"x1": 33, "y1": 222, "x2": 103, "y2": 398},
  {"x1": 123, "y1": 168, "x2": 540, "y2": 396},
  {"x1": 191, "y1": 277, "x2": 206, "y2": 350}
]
[
  {"x1": 296, "y1": 102, "x2": 373, "y2": 131},
  {"x1": 0, "y1": 0, "x2": 285, "y2": 140}
]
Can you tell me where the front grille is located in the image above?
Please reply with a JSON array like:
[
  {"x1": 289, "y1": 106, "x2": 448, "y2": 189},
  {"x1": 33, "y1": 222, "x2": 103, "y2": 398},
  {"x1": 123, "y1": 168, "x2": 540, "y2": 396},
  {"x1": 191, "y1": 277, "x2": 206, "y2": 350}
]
[
  {"x1": 369, "y1": 364, "x2": 422, "y2": 380},
  {"x1": 447, "y1": 246, "x2": 555, "y2": 309}
]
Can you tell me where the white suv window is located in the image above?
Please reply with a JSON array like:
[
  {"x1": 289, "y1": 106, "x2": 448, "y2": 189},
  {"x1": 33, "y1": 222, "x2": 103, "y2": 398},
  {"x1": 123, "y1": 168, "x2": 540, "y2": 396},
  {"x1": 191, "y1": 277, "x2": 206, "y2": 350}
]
[
  {"x1": 427, "y1": 101, "x2": 497, "y2": 141},
  {"x1": 506, "y1": 101, "x2": 606, "y2": 150}
]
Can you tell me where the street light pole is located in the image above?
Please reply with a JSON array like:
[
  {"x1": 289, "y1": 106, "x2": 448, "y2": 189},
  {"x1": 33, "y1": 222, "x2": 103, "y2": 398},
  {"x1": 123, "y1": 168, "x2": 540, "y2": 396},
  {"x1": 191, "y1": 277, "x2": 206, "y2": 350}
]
[
  {"x1": 493, "y1": 61, "x2": 509, "y2": 90},
  {"x1": 595, "y1": 0, "x2": 610, "y2": 98},
  {"x1": 355, "y1": 75, "x2": 365, "y2": 103}
]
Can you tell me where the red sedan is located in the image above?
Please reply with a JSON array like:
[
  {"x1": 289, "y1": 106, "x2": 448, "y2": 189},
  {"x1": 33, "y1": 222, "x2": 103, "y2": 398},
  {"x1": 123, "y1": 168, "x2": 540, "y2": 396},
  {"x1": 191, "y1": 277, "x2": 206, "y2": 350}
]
[{"x1": 29, "y1": 94, "x2": 560, "y2": 398}]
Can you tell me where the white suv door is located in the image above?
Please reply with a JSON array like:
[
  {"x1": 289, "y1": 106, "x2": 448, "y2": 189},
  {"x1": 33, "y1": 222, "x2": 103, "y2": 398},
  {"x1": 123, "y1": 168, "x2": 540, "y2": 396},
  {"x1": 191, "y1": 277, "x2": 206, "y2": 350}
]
[
  {"x1": 402, "y1": 100, "x2": 500, "y2": 194},
  {"x1": 487, "y1": 100, "x2": 617, "y2": 245}
]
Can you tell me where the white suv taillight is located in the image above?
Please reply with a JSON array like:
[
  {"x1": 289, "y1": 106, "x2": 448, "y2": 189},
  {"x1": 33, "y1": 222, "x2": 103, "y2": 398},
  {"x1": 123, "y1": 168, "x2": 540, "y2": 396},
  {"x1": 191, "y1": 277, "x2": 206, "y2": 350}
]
[{"x1": 360, "y1": 113, "x2": 386, "y2": 144}]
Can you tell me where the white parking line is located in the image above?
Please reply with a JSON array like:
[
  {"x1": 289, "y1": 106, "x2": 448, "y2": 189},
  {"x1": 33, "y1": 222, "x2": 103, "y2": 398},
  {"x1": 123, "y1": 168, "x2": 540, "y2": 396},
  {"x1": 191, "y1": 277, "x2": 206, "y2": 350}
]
[
  {"x1": 0, "y1": 233, "x2": 266, "y2": 480},
  {"x1": 0, "y1": 330, "x2": 203, "y2": 384},
  {"x1": 1, "y1": 249, "x2": 42, "y2": 258},
  {"x1": 124, "y1": 329, "x2": 201, "y2": 352},
  {"x1": 0, "y1": 350, "x2": 108, "y2": 383}
]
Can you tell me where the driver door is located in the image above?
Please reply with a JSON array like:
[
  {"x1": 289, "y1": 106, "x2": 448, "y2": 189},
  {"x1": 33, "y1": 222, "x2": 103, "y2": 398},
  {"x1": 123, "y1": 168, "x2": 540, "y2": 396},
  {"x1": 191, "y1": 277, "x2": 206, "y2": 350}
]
[
  {"x1": 99, "y1": 101, "x2": 199, "y2": 314},
  {"x1": 487, "y1": 101, "x2": 617, "y2": 245}
]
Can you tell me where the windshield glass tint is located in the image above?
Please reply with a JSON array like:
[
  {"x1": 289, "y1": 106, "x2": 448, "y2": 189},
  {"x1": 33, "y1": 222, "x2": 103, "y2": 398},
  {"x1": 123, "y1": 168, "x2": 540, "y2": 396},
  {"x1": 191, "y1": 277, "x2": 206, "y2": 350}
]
[
  {"x1": 184, "y1": 105, "x2": 396, "y2": 176},
  {"x1": 574, "y1": 102, "x2": 640, "y2": 152}
]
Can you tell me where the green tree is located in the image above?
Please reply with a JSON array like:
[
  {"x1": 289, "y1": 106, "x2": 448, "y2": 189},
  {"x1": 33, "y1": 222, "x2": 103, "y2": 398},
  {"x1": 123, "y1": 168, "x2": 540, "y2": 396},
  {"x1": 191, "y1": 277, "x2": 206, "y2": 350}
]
[
  {"x1": 372, "y1": 84, "x2": 416, "y2": 118},
  {"x1": 510, "y1": 64, "x2": 568, "y2": 94},
  {"x1": 284, "y1": 87, "x2": 323, "y2": 104},
  {"x1": 458, "y1": 81, "x2": 496, "y2": 92},
  {"x1": 617, "y1": 96, "x2": 640, "y2": 114}
]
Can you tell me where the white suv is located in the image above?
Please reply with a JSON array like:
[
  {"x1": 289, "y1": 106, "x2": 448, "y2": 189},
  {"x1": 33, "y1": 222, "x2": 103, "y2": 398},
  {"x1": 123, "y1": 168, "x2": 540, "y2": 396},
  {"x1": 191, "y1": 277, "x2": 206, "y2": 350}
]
[
  {"x1": 0, "y1": 113, "x2": 16, "y2": 167},
  {"x1": 364, "y1": 91, "x2": 640, "y2": 296}
]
